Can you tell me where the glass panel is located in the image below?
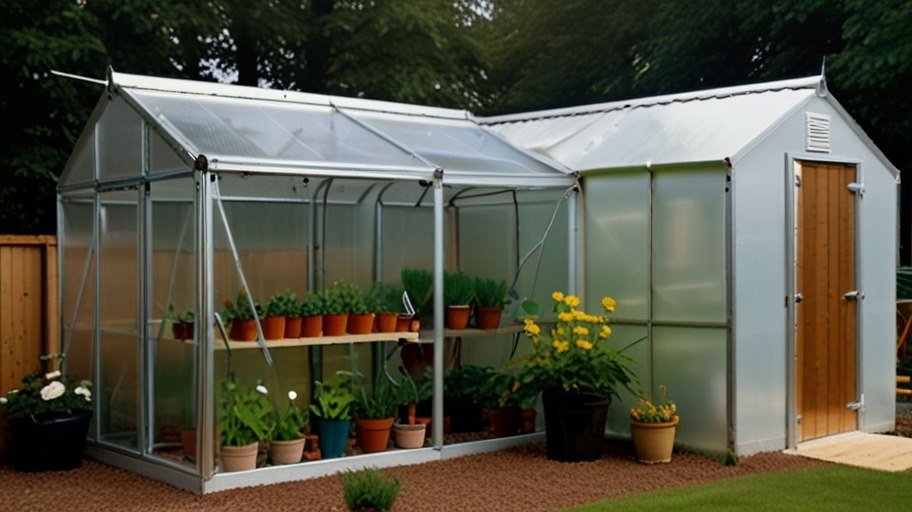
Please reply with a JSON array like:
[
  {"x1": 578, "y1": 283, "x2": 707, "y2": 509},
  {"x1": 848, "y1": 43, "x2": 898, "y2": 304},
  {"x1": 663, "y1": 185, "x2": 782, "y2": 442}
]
[
  {"x1": 652, "y1": 170, "x2": 727, "y2": 323},
  {"x1": 322, "y1": 203, "x2": 373, "y2": 288},
  {"x1": 356, "y1": 112, "x2": 558, "y2": 176},
  {"x1": 98, "y1": 192, "x2": 140, "y2": 449},
  {"x1": 150, "y1": 129, "x2": 188, "y2": 175},
  {"x1": 61, "y1": 200, "x2": 96, "y2": 438},
  {"x1": 605, "y1": 324, "x2": 649, "y2": 437},
  {"x1": 653, "y1": 326, "x2": 728, "y2": 453},
  {"x1": 61, "y1": 131, "x2": 95, "y2": 187},
  {"x1": 131, "y1": 91, "x2": 424, "y2": 169},
  {"x1": 584, "y1": 173, "x2": 649, "y2": 321},
  {"x1": 380, "y1": 206, "x2": 434, "y2": 286},
  {"x1": 150, "y1": 179, "x2": 196, "y2": 465},
  {"x1": 97, "y1": 97, "x2": 142, "y2": 181}
]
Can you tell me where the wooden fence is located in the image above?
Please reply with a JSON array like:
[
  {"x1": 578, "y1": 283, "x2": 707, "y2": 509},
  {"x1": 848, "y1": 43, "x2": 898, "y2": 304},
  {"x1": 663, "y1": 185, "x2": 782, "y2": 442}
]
[{"x1": 0, "y1": 235, "x2": 59, "y2": 452}]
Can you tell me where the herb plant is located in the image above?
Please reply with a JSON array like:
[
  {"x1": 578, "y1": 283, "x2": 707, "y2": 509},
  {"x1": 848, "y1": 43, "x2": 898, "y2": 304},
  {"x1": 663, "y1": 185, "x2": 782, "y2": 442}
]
[
  {"x1": 401, "y1": 268, "x2": 433, "y2": 315},
  {"x1": 444, "y1": 271, "x2": 474, "y2": 306},
  {"x1": 354, "y1": 378, "x2": 397, "y2": 420},
  {"x1": 341, "y1": 467, "x2": 402, "y2": 512},
  {"x1": 272, "y1": 390, "x2": 308, "y2": 441},
  {"x1": 221, "y1": 289, "x2": 263, "y2": 322},
  {"x1": 368, "y1": 283, "x2": 402, "y2": 314},
  {"x1": 300, "y1": 291, "x2": 326, "y2": 317},
  {"x1": 473, "y1": 277, "x2": 510, "y2": 308}
]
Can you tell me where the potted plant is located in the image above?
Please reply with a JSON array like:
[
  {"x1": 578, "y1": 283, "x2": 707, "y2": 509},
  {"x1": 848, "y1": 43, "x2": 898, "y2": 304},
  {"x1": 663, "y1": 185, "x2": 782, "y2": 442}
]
[
  {"x1": 474, "y1": 367, "x2": 521, "y2": 438},
  {"x1": 300, "y1": 291, "x2": 325, "y2": 337},
  {"x1": 323, "y1": 281, "x2": 351, "y2": 336},
  {"x1": 444, "y1": 271, "x2": 475, "y2": 329},
  {"x1": 268, "y1": 389, "x2": 308, "y2": 465},
  {"x1": 218, "y1": 379, "x2": 274, "y2": 472},
  {"x1": 630, "y1": 384, "x2": 679, "y2": 464},
  {"x1": 281, "y1": 292, "x2": 304, "y2": 338},
  {"x1": 342, "y1": 283, "x2": 375, "y2": 334},
  {"x1": 167, "y1": 304, "x2": 195, "y2": 341},
  {"x1": 369, "y1": 283, "x2": 401, "y2": 333},
  {"x1": 353, "y1": 378, "x2": 397, "y2": 454},
  {"x1": 262, "y1": 292, "x2": 291, "y2": 340},
  {"x1": 444, "y1": 364, "x2": 486, "y2": 433},
  {"x1": 392, "y1": 368, "x2": 431, "y2": 448},
  {"x1": 0, "y1": 354, "x2": 93, "y2": 471},
  {"x1": 309, "y1": 374, "x2": 355, "y2": 459},
  {"x1": 517, "y1": 292, "x2": 637, "y2": 462},
  {"x1": 400, "y1": 268, "x2": 432, "y2": 325},
  {"x1": 221, "y1": 289, "x2": 263, "y2": 342},
  {"x1": 473, "y1": 277, "x2": 510, "y2": 330},
  {"x1": 340, "y1": 467, "x2": 402, "y2": 512}
]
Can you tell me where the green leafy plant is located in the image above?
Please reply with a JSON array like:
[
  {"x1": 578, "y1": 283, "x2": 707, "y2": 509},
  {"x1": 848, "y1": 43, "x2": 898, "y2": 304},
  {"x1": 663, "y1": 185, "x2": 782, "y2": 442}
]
[
  {"x1": 444, "y1": 364, "x2": 488, "y2": 402},
  {"x1": 166, "y1": 303, "x2": 195, "y2": 323},
  {"x1": 394, "y1": 367, "x2": 433, "y2": 407},
  {"x1": 272, "y1": 389, "x2": 308, "y2": 441},
  {"x1": 368, "y1": 283, "x2": 402, "y2": 314},
  {"x1": 266, "y1": 290, "x2": 299, "y2": 317},
  {"x1": 444, "y1": 271, "x2": 475, "y2": 306},
  {"x1": 0, "y1": 354, "x2": 92, "y2": 419},
  {"x1": 401, "y1": 268, "x2": 433, "y2": 315},
  {"x1": 340, "y1": 467, "x2": 402, "y2": 512},
  {"x1": 516, "y1": 292, "x2": 637, "y2": 399},
  {"x1": 221, "y1": 289, "x2": 263, "y2": 322},
  {"x1": 354, "y1": 378, "x2": 397, "y2": 420},
  {"x1": 473, "y1": 366, "x2": 525, "y2": 409},
  {"x1": 218, "y1": 379, "x2": 274, "y2": 446},
  {"x1": 324, "y1": 281, "x2": 367, "y2": 315},
  {"x1": 300, "y1": 291, "x2": 326, "y2": 317},
  {"x1": 309, "y1": 374, "x2": 355, "y2": 421},
  {"x1": 473, "y1": 277, "x2": 510, "y2": 308},
  {"x1": 630, "y1": 384, "x2": 677, "y2": 423}
]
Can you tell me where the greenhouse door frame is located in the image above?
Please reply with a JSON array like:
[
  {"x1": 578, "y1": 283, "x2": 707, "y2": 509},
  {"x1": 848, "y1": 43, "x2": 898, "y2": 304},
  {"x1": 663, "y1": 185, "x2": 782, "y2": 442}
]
[{"x1": 785, "y1": 153, "x2": 864, "y2": 449}]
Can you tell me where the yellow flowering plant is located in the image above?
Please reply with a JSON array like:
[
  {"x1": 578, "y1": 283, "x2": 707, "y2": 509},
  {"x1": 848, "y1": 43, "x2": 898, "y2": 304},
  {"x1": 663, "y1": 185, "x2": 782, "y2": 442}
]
[
  {"x1": 516, "y1": 292, "x2": 636, "y2": 399},
  {"x1": 629, "y1": 385, "x2": 678, "y2": 423}
]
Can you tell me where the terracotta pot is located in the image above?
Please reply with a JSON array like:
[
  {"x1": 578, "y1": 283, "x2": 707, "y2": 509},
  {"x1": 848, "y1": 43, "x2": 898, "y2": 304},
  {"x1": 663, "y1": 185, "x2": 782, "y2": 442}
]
[
  {"x1": 521, "y1": 408, "x2": 537, "y2": 434},
  {"x1": 376, "y1": 313, "x2": 398, "y2": 333},
  {"x1": 323, "y1": 313, "x2": 348, "y2": 336},
  {"x1": 180, "y1": 429, "x2": 196, "y2": 461},
  {"x1": 355, "y1": 417, "x2": 394, "y2": 454},
  {"x1": 172, "y1": 323, "x2": 186, "y2": 341},
  {"x1": 393, "y1": 423, "x2": 426, "y2": 449},
  {"x1": 631, "y1": 417, "x2": 679, "y2": 464},
  {"x1": 183, "y1": 322, "x2": 194, "y2": 340},
  {"x1": 221, "y1": 442, "x2": 258, "y2": 472},
  {"x1": 262, "y1": 315, "x2": 286, "y2": 340},
  {"x1": 269, "y1": 437, "x2": 306, "y2": 465},
  {"x1": 396, "y1": 315, "x2": 411, "y2": 332},
  {"x1": 446, "y1": 305, "x2": 471, "y2": 329},
  {"x1": 415, "y1": 417, "x2": 432, "y2": 438},
  {"x1": 475, "y1": 307, "x2": 504, "y2": 330},
  {"x1": 301, "y1": 315, "x2": 323, "y2": 337},
  {"x1": 487, "y1": 407, "x2": 520, "y2": 438},
  {"x1": 228, "y1": 319, "x2": 258, "y2": 341},
  {"x1": 347, "y1": 313, "x2": 375, "y2": 334},
  {"x1": 284, "y1": 316, "x2": 303, "y2": 338}
]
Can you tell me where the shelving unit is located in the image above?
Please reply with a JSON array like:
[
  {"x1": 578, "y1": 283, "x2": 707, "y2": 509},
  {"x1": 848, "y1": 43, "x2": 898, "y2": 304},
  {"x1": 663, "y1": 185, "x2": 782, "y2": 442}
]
[{"x1": 216, "y1": 331, "x2": 419, "y2": 350}]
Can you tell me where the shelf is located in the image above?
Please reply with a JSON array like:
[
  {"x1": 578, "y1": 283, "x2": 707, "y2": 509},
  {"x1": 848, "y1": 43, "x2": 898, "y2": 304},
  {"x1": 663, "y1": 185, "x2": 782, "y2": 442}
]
[
  {"x1": 415, "y1": 324, "x2": 526, "y2": 343},
  {"x1": 216, "y1": 331, "x2": 419, "y2": 350}
]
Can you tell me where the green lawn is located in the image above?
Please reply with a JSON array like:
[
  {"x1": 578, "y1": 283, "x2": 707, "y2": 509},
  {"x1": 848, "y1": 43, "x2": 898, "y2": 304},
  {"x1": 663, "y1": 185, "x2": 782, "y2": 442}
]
[{"x1": 570, "y1": 465, "x2": 912, "y2": 511}]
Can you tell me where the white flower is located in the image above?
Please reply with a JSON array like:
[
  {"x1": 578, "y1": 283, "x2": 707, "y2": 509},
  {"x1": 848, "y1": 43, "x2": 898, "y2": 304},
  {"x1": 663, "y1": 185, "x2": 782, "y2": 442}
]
[
  {"x1": 256, "y1": 385, "x2": 268, "y2": 395},
  {"x1": 0, "y1": 397, "x2": 7, "y2": 404},
  {"x1": 84, "y1": 395, "x2": 91, "y2": 402},
  {"x1": 288, "y1": 390, "x2": 297, "y2": 401},
  {"x1": 40, "y1": 381, "x2": 66, "y2": 401},
  {"x1": 8, "y1": 389, "x2": 17, "y2": 394},
  {"x1": 75, "y1": 386, "x2": 91, "y2": 397},
  {"x1": 45, "y1": 370, "x2": 62, "y2": 380}
]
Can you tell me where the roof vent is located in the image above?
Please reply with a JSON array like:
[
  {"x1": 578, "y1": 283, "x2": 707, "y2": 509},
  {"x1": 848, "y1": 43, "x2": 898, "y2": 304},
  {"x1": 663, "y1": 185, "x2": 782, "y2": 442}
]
[{"x1": 805, "y1": 112, "x2": 830, "y2": 153}]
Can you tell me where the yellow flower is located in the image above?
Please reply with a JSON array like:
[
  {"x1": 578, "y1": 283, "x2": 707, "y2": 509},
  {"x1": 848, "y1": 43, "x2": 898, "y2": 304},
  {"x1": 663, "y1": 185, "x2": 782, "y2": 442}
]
[
  {"x1": 558, "y1": 312, "x2": 574, "y2": 322},
  {"x1": 599, "y1": 325, "x2": 612, "y2": 339},
  {"x1": 524, "y1": 323, "x2": 541, "y2": 336},
  {"x1": 572, "y1": 310, "x2": 586, "y2": 321},
  {"x1": 556, "y1": 327, "x2": 566, "y2": 336},
  {"x1": 552, "y1": 340, "x2": 570, "y2": 354},
  {"x1": 572, "y1": 326, "x2": 589, "y2": 336},
  {"x1": 552, "y1": 291, "x2": 565, "y2": 302},
  {"x1": 512, "y1": 380, "x2": 521, "y2": 392},
  {"x1": 563, "y1": 295, "x2": 580, "y2": 308},
  {"x1": 576, "y1": 339, "x2": 593, "y2": 350},
  {"x1": 601, "y1": 296, "x2": 616, "y2": 312}
]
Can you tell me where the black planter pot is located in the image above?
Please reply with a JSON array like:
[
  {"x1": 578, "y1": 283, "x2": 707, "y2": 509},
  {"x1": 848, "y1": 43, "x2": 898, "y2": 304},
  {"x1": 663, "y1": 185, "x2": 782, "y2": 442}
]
[
  {"x1": 542, "y1": 388, "x2": 610, "y2": 462},
  {"x1": 10, "y1": 408, "x2": 93, "y2": 472},
  {"x1": 444, "y1": 396, "x2": 483, "y2": 433}
]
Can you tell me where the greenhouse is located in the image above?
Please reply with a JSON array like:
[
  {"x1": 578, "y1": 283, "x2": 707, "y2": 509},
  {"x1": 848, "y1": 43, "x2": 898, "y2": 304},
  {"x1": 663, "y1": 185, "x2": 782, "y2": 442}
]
[{"x1": 57, "y1": 70, "x2": 575, "y2": 492}]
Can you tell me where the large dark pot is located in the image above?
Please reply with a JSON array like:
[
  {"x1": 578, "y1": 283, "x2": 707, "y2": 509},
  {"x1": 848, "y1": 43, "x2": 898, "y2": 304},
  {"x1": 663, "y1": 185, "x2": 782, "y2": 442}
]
[
  {"x1": 445, "y1": 396, "x2": 484, "y2": 433},
  {"x1": 542, "y1": 388, "x2": 610, "y2": 462},
  {"x1": 10, "y1": 408, "x2": 93, "y2": 472}
]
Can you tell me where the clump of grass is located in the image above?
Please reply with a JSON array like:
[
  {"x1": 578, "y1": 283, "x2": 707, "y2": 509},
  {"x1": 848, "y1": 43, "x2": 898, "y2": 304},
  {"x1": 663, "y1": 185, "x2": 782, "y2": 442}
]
[{"x1": 340, "y1": 467, "x2": 402, "y2": 512}]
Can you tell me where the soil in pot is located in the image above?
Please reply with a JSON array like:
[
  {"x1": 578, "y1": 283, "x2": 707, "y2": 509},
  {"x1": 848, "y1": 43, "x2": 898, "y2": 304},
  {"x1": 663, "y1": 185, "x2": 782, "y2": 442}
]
[
  {"x1": 393, "y1": 423, "x2": 426, "y2": 449},
  {"x1": 229, "y1": 319, "x2": 258, "y2": 341},
  {"x1": 269, "y1": 437, "x2": 306, "y2": 465},
  {"x1": 446, "y1": 305, "x2": 471, "y2": 329},
  {"x1": 355, "y1": 417, "x2": 394, "y2": 454},
  {"x1": 542, "y1": 387, "x2": 610, "y2": 462},
  {"x1": 284, "y1": 316, "x2": 303, "y2": 338},
  {"x1": 301, "y1": 315, "x2": 323, "y2": 337},
  {"x1": 475, "y1": 307, "x2": 504, "y2": 330},
  {"x1": 221, "y1": 442, "x2": 258, "y2": 472},
  {"x1": 631, "y1": 417, "x2": 679, "y2": 464},
  {"x1": 347, "y1": 313, "x2": 375, "y2": 334},
  {"x1": 262, "y1": 315, "x2": 286, "y2": 340},
  {"x1": 376, "y1": 312, "x2": 398, "y2": 333},
  {"x1": 323, "y1": 313, "x2": 348, "y2": 336},
  {"x1": 487, "y1": 407, "x2": 520, "y2": 438},
  {"x1": 10, "y1": 409, "x2": 92, "y2": 472}
]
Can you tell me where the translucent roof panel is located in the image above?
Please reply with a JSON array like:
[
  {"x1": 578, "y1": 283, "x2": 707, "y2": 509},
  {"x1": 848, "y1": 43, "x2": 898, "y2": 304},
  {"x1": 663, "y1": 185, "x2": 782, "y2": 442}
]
[
  {"x1": 350, "y1": 112, "x2": 568, "y2": 180},
  {"x1": 127, "y1": 90, "x2": 432, "y2": 174},
  {"x1": 487, "y1": 87, "x2": 817, "y2": 171}
]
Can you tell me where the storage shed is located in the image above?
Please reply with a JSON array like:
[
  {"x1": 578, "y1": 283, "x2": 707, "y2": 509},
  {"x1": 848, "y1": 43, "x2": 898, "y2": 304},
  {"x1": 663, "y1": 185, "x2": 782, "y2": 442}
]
[
  {"x1": 56, "y1": 70, "x2": 575, "y2": 492},
  {"x1": 484, "y1": 75, "x2": 899, "y2": 455}
]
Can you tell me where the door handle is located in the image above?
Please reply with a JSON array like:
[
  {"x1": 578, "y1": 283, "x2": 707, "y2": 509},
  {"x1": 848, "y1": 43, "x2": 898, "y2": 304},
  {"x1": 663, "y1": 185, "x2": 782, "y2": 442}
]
[
  {"x1": 794, "y1": 293, "x2": 803, "y2": 304},
  {"x1": 843, "y1": 291, "x2": 863, "y2": 301}
]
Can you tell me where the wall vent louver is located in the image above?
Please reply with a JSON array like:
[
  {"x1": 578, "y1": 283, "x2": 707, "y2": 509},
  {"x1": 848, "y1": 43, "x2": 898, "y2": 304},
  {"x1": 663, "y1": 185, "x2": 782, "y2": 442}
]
[{"x1": 806, "y1": 112, "x2": 830, "y2": 153}]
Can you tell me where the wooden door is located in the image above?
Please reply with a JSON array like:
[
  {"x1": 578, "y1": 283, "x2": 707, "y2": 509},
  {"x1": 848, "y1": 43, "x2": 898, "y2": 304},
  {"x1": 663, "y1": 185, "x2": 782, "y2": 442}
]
[{"x1": 796, "y1": 161, "x2": 857, "y2": 442}]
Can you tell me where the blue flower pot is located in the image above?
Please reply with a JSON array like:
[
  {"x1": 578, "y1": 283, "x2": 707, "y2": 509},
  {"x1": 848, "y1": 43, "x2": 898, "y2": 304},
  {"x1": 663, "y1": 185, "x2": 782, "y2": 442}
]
[{"x1": 316, "y1": 418, "x2": 350, "y2": 459}]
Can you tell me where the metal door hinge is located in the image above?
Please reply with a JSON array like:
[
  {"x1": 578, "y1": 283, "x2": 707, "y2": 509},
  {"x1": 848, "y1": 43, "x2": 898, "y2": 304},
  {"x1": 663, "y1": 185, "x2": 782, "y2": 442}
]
[
  {"x1": 843, "y1": 290, "x2": 864, "y2": 301},
  {"x1": 847, "y1": 394, "x2": 864, "y2": 411},
  {"x1": 795, "y1": 175, "x2": 801, "y2": 187}
]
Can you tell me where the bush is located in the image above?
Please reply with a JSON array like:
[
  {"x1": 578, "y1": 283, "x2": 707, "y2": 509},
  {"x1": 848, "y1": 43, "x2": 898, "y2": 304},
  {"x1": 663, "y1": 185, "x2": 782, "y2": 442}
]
[{"x1": 341, "y1": 467, "x2": 402, "y2": 512}]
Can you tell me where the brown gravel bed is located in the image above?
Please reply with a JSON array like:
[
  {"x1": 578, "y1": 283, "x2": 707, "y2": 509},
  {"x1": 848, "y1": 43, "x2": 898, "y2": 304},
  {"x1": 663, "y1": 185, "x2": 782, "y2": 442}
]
[{"x1": 0, "y1": 441, "x2": 825, "y2": 512}]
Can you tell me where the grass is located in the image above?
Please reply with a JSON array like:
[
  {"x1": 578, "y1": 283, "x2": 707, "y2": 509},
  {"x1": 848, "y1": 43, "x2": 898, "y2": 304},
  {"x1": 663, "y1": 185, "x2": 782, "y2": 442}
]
[{"x1": 569, "y1": 465, "x2": 912, "y2": 511}]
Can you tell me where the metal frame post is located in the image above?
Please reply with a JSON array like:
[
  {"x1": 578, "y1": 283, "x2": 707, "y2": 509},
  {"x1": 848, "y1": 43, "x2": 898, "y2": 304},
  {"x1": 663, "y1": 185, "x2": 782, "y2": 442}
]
[
  {"x1": 196, "y1": 171, "x2": 216, "y2": 478},
  {"x1": 432, "y1": 175, "x2": 444, "y2": 448},
  {"x1": 567, "y1": 187, "x2": 579, "y2": 295}
]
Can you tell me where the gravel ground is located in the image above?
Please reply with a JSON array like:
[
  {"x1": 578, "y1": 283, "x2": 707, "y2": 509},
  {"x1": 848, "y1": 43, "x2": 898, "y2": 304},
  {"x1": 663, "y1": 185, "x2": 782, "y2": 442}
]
[{"x1": 0, "y1": 441, "x2": 825, "y2": 512}]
